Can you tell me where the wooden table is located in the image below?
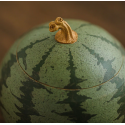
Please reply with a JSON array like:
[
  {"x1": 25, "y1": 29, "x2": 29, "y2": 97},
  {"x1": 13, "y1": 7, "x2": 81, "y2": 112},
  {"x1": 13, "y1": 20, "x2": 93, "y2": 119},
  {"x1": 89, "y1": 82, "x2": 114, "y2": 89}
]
[{"x1": 0, "y1": 1, "x2": 125, "y2": 123}]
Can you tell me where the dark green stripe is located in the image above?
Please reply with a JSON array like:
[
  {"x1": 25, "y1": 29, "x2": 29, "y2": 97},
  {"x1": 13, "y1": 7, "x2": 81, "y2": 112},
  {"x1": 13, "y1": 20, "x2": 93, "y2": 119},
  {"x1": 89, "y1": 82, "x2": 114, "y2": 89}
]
[
  {"x1": 32, "y1": 44, "x2": 56, "y2": 80},
  {"x1": 74, "y1": 23, "x2": 91, "y2": 31},
  {"x1": 18, "y1": 37, "x2": 50, "y2": 70},
  {"x1": 0, "y1": 54, "x2": 16, "y2": 115},
  {"x1": 82, "y1": 44, "x2": 116, "y2": 90},
  {"x1": 107, "y1": 76, "x2": 125, "y2": 122},
  {"x1": 86, "y1": 34, "x2": 124, "y2": 55},
  {"x1": 51, "y1": 49, "x2": 96, "y2": 123},
  {"x1": 65, "y1": 49, "x2": 87, "y2": 89},
  {"x1": 0, "y1": 54, "x2": 16, "y2": 91},
  {"x1": 83, "y1": 43, "x2": 125, "y2": 122},
  {"x1": 0, "y1": 35, "x2": 53, "y2": 122},
  {"x1": 13, "y1": 43, "x2": 56, "y2": 122},
  {"x1": 114, "y1": 84, "x2": 125, "y2": 122},
  {"x1": 107, "y1": 77, "x2": 124, "y2": 101}
]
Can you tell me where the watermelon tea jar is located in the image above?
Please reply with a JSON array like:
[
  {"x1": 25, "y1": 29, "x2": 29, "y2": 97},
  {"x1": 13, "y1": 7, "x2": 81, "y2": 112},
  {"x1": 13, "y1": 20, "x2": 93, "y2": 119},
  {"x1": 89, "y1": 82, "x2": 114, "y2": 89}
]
[{"x1": 0, "y1": 17, "x2": 125, "y2": 123}]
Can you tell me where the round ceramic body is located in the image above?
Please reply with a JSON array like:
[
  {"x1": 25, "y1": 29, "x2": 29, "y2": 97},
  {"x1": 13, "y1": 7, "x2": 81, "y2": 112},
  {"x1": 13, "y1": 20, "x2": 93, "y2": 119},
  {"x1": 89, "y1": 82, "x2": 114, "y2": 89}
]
[{"x1": 0, "y1": 19, "x2": 125, "y2": 123}]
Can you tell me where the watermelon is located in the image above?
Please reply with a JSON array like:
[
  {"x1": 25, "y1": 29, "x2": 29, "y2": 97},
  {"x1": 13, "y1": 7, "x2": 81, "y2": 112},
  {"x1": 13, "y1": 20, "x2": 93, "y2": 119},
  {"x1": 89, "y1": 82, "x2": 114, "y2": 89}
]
[{"x1": 0, "y1": 17, "x2": 125, "y2": 123}]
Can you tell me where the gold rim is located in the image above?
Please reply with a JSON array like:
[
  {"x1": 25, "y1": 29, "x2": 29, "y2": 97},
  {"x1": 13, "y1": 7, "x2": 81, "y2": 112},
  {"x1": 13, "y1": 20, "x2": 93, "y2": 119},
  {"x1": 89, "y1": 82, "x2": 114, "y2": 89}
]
[{"x1": 16, "y1": 40, "x2": 124, "y2": 91}]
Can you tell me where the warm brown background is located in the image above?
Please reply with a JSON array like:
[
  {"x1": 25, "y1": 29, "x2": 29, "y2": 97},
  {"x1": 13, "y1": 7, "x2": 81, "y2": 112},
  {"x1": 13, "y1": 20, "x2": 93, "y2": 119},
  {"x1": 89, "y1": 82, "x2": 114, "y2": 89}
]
[{"x1": 0, "y1": 1, "x2": 125, "y2": 123}]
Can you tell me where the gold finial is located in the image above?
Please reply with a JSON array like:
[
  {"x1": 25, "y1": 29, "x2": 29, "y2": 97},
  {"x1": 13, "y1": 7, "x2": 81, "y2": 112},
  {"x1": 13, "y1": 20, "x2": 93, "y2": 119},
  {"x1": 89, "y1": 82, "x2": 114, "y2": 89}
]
[{"x1": 49, "y1": 17, "x2": 78, "y2": 44}]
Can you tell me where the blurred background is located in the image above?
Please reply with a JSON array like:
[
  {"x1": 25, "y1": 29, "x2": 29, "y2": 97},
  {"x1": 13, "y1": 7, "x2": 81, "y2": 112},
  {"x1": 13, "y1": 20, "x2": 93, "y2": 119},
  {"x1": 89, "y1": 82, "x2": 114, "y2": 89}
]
[{"x1": 0, "y1": 1, "x2": 125, "y2": 123}]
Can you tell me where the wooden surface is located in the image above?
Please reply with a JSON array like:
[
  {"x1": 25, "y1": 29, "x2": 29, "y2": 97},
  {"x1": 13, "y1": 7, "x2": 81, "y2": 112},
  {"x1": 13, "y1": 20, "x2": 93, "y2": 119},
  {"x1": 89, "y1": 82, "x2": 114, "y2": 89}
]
[{"x1": 0, "y1": 1, "x2": 125, "y2": 123}]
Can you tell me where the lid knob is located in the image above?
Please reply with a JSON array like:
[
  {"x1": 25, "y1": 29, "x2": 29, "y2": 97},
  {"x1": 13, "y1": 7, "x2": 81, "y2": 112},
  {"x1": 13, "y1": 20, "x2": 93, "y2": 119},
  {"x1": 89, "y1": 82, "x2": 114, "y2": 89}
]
[{"x1": 49, "y1": 17, "x2": 78, "y2": 44}]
